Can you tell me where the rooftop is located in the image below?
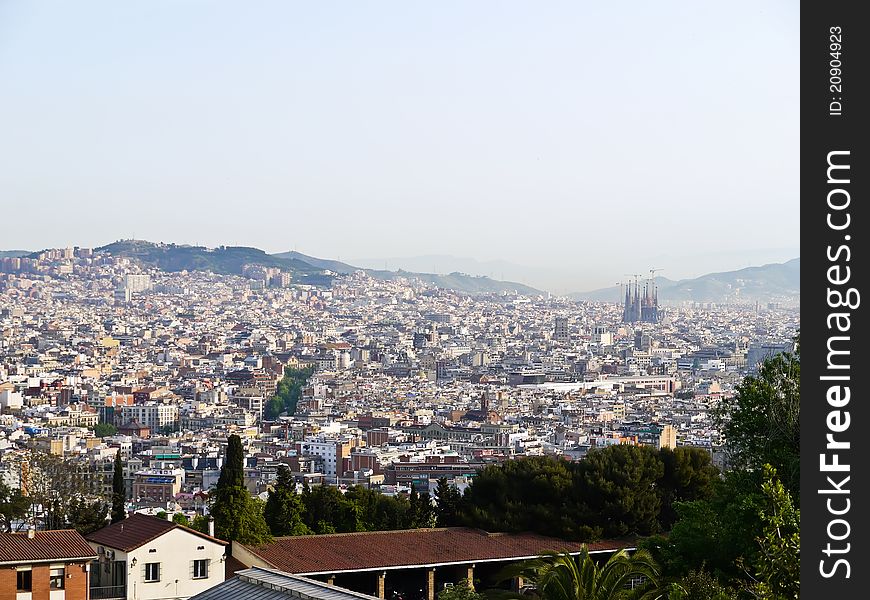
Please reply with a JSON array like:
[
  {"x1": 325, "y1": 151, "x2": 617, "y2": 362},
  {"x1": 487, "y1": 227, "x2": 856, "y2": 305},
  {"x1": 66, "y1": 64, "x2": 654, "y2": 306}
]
[
  {"x1": 192, "y1": 567, "x2": 380, "y2": 600},
  {"x1": 0, "y1": 530, "x2": 98, "y2": 565},
  {"x1": 242, "y1": 527, "x2": 632, "y2": 575},
  {"x1": 86, "y1": 513, "x2": 228, "y2": 552}
]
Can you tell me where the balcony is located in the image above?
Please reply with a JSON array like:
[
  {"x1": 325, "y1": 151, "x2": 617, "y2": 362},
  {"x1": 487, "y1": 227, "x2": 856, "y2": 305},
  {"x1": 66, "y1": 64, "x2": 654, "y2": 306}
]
[{"x1": 90, "y1": 584, "x2": 126, "y2": 600}]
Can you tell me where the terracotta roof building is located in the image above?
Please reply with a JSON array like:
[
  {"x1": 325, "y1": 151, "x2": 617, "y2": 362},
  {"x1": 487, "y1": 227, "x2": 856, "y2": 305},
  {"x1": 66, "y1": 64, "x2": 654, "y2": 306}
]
[
  {"x1": 85, "y1": 513, "x2": 224, "y2": 553},
  {"x1": 233, "y1": 528, "x2": 633, "y2": 600},
  {"x1": 85, "y1": 514, "x2": 228, "y2": 600},
  {"x1": 0, "y1": 529, "x2": 97, "y2": 600}
]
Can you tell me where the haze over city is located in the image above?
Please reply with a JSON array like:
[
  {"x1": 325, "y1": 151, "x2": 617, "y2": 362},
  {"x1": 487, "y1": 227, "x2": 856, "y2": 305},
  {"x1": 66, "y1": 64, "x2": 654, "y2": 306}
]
[
  {"x1": 0, "y1": 1, "x2": 798, "y2": 291},
  {"x1": 0, "y1": 2, "x2": 803, "y2": 599}
]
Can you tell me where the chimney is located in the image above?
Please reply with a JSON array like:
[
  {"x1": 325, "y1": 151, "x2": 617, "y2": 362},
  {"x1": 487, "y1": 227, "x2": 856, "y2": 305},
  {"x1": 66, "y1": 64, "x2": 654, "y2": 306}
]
[
  {"x1": 207, "y1": 518, "x2": 215, "y2": 537},
  {"x1": 27, "y1": 526, "x2": 35, "y2": 539},
  {"x1": 165, "y1": 511, "x2": 173, "y2": 521}
]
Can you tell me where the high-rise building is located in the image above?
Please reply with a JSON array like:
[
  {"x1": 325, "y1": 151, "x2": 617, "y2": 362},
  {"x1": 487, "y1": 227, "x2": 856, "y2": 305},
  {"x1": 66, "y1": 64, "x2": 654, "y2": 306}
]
[
  {"x1": 591, "y1": 325, "x2": 612, "y2": 345},
  {"x1": 113, "y1": 287, "x2": 131, "y2": 305},
  {"x1": 657, "y1": 424, "x2": 677, "y2": 449},
  {"x1": 124, "y1": 273, "x2": 152, "y2": 293},
  {"x1": 554, "y1": 317, "x2": 569, "y2": 342}
]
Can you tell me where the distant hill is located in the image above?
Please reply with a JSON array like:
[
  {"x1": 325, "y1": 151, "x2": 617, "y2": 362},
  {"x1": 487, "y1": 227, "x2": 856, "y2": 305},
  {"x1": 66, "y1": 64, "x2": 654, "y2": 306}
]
[
  {"x1": 93, "y1": 240, "x2": 332, "y2": 286},
  {"x1": 570, "y1": 258, "x2": 800, "y2": 304},
  {"x1": 386, "y1": 270, "x2": 542, "y2": 295},
  {"x1": 274, "y1": 250, "x2": 542, "y2": 295},
  {"x1": 352, "y1": 254, "x2": 553, "y2": 284},
  {"x1": 82, "y1": 241, "x2": 542, "y2": 295},
  {"x1": 273, "y1": 251, "x2": 359, "y2": 274},
  {"x1": 0, "y1": 250, "x2": 31, "y2": 258}
]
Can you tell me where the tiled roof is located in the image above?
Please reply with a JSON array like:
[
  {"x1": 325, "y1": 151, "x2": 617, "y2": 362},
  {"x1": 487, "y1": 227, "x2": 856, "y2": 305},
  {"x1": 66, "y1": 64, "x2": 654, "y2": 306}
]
[
  {"x1": 0, "y1": 530, "x2": 98, "y2": 564},
  {"x1": 243, "y1": 528, "x2": 632, "y2": 575},
  {"x1": 86, "y1": 513, "x2": 228, "y2": 552}
]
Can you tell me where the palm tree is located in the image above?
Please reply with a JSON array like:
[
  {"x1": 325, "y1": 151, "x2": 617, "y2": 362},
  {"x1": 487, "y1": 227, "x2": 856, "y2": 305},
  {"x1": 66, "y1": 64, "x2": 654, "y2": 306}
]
[{"x1": 495, "y1": 547, "x2": 665, "y2": 600}]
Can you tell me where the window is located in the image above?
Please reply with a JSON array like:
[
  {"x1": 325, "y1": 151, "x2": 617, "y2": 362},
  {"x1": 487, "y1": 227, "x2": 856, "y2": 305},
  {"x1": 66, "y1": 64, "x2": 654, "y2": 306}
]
[
  {"x1": 50, "y1": 567, "x2": 65, "y2": 590},
  {"x1": 17, "y1": 570, "x2": 32, "y2": 592},
  {"x1": 144, "y1": 562, "x2": 160, "y2": 582},
  {"x1": 192, "y1": 559, "x2": 210, "y2": 579}
]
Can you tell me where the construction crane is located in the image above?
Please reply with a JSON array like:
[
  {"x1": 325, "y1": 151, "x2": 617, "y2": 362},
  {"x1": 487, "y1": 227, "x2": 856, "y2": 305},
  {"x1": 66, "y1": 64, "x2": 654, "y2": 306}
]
[{"x1": 624, "y1": 273, "x2": 644, "y2": 289}]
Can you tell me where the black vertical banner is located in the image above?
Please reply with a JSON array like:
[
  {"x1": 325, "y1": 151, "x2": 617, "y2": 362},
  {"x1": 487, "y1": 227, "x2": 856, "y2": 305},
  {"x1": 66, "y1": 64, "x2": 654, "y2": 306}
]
[{"x1": 802, "y1": 2, "x2": 869, "y2": 597}]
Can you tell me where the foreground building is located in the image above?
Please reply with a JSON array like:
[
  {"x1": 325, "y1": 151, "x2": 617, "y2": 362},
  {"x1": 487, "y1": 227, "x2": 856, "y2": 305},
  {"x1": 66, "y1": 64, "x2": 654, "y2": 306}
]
[
  {"x1": 232, "y1": 528, "x2": 632, "y2": 600},
  {"x1": 85, "y1": 514, "x2": 227, "y2": 600},
  {"x1": 0, "y1": 529, "x2": 97, "y2": 600}
]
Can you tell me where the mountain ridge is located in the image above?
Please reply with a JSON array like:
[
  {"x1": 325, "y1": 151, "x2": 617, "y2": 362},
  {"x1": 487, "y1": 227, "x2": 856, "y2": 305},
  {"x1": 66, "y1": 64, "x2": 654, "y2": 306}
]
[
  {"x1": 80, "y1": 241, "x2": 542, "y2": 295},
  {"x1": 570, "y1": 258, "x2": 800, "y2": 304},
  {"x1": 273, "y1": 250, "x2": 542, "y2": 295}
]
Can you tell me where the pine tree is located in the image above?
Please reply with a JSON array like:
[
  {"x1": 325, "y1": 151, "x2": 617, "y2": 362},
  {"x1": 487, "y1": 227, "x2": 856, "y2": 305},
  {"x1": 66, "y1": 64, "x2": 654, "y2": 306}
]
[
  {"x1": 217, "y1": 434, "x2": 245, "y2": 488},
  {"x1": 264, "y1": 466, "x2": 312, "y2": 536},
  {"x1": 110, "y1": 450, "x2": 126, "y2": 523},
  {"x1": 434, "y1": 478, "x2": 463, "y2": 527},
  {"x1": 210, "y1": 434, "x2": 272, "y2": 544},
  {"x1": 409, "y1": 485, "x2": 435, "y2": 529}
]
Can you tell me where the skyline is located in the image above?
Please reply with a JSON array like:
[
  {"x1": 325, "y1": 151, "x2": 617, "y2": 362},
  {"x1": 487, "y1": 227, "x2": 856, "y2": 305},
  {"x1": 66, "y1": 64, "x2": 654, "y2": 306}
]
[
  {"x1": 0, "y1": 237, "x2": 800, "y2": 294},
  {"x1": 1, "y1": 1, "x2": 798, "y2": 290},
  {"x1": 3, "y1": 237, "x2": 799, "y2": 298}
]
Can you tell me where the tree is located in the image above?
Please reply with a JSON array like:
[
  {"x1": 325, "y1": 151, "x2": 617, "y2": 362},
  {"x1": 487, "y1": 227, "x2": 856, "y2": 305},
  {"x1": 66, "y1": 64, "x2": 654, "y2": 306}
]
[
  {"x1": 264, "y1": 396, "x2": 285, "y2": 421},
  {"x1": 458, "y1": 456, "x2": 578, "y2": 538},
  {"x1": 264, "y1": 466, "x2": 312, "y2": 536},
  {"x1": 93, "y1": 423, "x2": 118, "y2": 438},
  {"x1": 300, "y1": 484, "x2": 362, "y2": 533},
  {"x1": 172, "y1": 513, "x2": 191, "y2": 527},
  {"x1": 344, "y1": 485, "x2": 414, "y2": 531},
  {"x1": 190, "y1": 514, "x2": 211, "y2": 534},
  {"x1": 158, "y1": 424, "x2": 176, "y2": 436},
  {"x1": 574, "y1": 445, "x2": 665, "y2": 538},
  {"x1": 218, "y1": 435, "x2": 246, "y2": 489},
  {"x1": 500, "y1": 548, "x2": 662, "y2": 600},
  {"x1": 665, "y1": 569, "x2": 734, "y2": 600},
  {"x1": 111, "y1": 450, "x2": 126, "y2": 523},
  {"x1": 66, "y1": 498, "x2": 109, "y2": 535},
  {"x1": 457, "y1": 448, "x2": 713, "y2": 541},
  {"x1": 656, "y1": 447, "x2": 718, "y2": 529},
  {"x1": 434, "y1": 478, "x2": 463, "y2": 527},
  {"x1": 748, "y1": 466, "x2": 799, "y2": 600},
  {"x1": 0, "y1": 482, "x2": 29, "y2": 533},
  {"x1": 649, "y1": 471, "x2": 764, "y2": 582},
  {"x1": 266, "y1": 367, "x2": 314, "y2": 419},
  {"x1": 717, "y1": 349, "x2": 800, "y2": 495},
  {"x1": 209, "y1": 434, "x2": 272, "y2": 544},
  {"x1": 437, "y1": 581, "x2": 483, "y2": 600},
  {"x1": 20, "y1": 448, "x2": 101, "y2": 530},
  {"x1": 409, "y1": 485, "x2": 436, "y2": 529}
]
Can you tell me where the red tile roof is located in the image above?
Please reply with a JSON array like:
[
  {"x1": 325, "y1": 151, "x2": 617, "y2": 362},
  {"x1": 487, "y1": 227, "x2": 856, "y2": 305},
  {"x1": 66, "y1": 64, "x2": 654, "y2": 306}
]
[
  {"x1": 242, "y1": 528, "x2": 632, "y2": 575},
  {"x1": 86, "y1": 513, "x2": 228, "y2": 552},
  {"x1": 0, "y1": 530, "x2": 98, "y2": 565}
]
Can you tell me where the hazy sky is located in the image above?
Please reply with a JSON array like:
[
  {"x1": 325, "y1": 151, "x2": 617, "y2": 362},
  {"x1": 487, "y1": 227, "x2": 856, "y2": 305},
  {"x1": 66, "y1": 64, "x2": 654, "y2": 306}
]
[{"x1": 0, "y1": 1, "x2": 798, "y2": 290}]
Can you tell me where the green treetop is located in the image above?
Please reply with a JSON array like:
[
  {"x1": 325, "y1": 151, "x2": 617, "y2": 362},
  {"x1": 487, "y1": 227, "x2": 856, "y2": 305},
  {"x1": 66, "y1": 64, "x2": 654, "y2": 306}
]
[{"x1": 111, "y1": 450, "x2": 126, "y2": 523}]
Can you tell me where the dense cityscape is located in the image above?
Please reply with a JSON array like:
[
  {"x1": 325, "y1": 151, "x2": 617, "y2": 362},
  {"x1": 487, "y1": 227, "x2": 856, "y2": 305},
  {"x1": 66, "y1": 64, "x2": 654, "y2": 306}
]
[
  {"x1": 0, "y1": 244, "x2": 799, "y2": 600},
  {"x1": 0, "y1": 0, "x2": 805, "y2": 595}
]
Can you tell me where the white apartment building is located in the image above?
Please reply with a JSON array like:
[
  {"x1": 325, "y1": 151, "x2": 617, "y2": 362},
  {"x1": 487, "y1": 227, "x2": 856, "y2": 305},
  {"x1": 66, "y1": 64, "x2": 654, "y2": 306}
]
[
  {"x1": 119, "y1": 403, "x2": 179, "y2": 429},
  {"x1": 124, "y1": 274, "x2": 153, "y2": 293},
  {"x1": 298, "y1": 439, "x2": 343, "y2": 479}
]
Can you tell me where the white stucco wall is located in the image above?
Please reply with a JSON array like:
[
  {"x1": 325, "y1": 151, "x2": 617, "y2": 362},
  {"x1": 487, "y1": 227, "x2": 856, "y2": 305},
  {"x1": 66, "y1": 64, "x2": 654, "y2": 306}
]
[{"x1": 91, "y1": 527, "x2": 226, "y2": 600}]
